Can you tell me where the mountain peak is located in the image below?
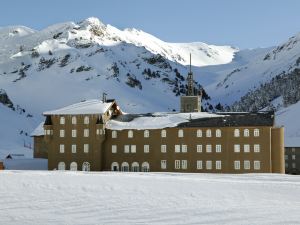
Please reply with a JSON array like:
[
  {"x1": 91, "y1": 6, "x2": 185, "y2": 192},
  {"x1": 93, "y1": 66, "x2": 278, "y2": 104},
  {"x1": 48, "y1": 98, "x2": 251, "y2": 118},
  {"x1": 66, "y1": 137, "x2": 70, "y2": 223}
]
[{"x1": 79, "y1": 17, "x2": 105, "y2": 28}]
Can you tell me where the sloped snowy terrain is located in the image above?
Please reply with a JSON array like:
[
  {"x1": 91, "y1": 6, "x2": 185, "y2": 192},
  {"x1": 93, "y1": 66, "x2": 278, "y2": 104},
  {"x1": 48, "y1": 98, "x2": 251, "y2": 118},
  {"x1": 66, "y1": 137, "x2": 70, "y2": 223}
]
[
  {"x1": 0, "y1": 171, "x2": 300, "y2": 225},
  {"x1": 1, "y1": 16, "x2": 300, "y2": 157},
  {"x1": 0, "y1": 17, "x2": 237, "y2": 157}
]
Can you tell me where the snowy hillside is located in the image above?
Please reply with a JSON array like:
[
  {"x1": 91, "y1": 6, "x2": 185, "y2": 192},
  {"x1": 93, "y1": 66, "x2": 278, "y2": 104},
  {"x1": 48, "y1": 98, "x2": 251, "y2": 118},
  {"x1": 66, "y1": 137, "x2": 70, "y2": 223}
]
[
  {"x1": 0, "y1": 17, "x2": 237, "y2": 157},
  {"x1": 1, "y1": 17, "x2": 300, "y2": 157},
  {"x1": 1, "y1": 171, "x2": 300, "y2": 225},
  {"x1": 203, "y1": 33, "x2": 300, "y2": 108}
]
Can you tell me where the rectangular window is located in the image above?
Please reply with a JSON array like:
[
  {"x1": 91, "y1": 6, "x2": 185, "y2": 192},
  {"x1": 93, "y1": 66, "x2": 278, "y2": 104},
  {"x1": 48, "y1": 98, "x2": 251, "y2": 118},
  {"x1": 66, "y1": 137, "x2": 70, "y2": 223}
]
[
  {"x1": 178, "y1": 130, "x2": 184, "y2": 137},
  {"x1": 244, "y1": 160, "x2": 250, "y2": 170},
  {"x1": 59, "y1": 144, "x2": 64, "y2": 153},
  {"x1": 84, "y1": 129, "x2": 89, "y2": 137},
  {"x1": 161, "y1": 160, "x2": 167, "y2": 169},
  {"x1": 124, "y1": 145, "x2": 130, "y2": 153},
  {"x1": 84, "y1": 144, "x2": 89, "y2": 153},
  {"x1": 197, "y1": 129, "x2": 202, "y2": 137},
  {"x1": 216, "y1": 161, "x2": 222, "y2": 170},
  {"x1": 72, "y1": 129, "x2": 77, "y2": 138},
  {"x1": 175, "y1": 145, "x2": 180, "y2": 153},
  {"x1": 216, "y1": 144, "x2": 222, "y2": 153},
  {"x1": 234, "y1": 160, "x2": 240, "y2": 170},
  {"x1": 197, "y1": 145, "x2": 202, "y2": 153},
  {"x1": 206, "y1": 161, "x2": 212, "y2": 170},
  {"x1": 161, "y1": 145, "x2": 167, "y2": 153},
  {"x1": 197, "y1": 160, "x2": 202, "y2": 169},
  {"x1": 46, "y1": 130, "x2": 51, "y2": 135},
  {"x1": 60, "y1": 117, "x2": 65, "y2": 125},
  {"x1": 59, "y1": 129, "x2": 65, "y2": 138},
  {"x1": 254, "y1": 144, "x2": 260, "y2": 153},
  {"x1": 161, "y1": 130, "x2": 167, "y2": 138},
  {"x1": 144, "y1": 145, "x2": 149, "y2": 153},
  {"x1": 285, "y1": 155, "x2": 288, "y2": 160},
  {"x1": 254, "y1": 161, "x2": 260, "y2": 170},
  {"x1": 111, "y1": 145, "x2": 117, "y2": 153},
  {"x1": 292, "y1": 155, "x2": 296, "y2": 160},
  {"x1": 144, "y1": 130, "x2": 149, "y2": 138},
  {"x1": 292, "y1": 163, "x2": 296, "y2": 168},
  {"x1": 131, "y1": 145, "x2": 136, "y2": 153},
  {"x1": 112, "y1": 131, "x2": 117, "y2": 138},
  {"x1": 206, "y1": 144, "x2": 212, "y2": 153},
  {"x1": 181, "y1": 160, "x2": 187, "y2": 169},
  {"x1": 244, "y1": 144, "x2": 250, "y2": 153},
  {"x1": 234, "y1": 144, "x2": 240, "y2": 153},
  {"x1": 175, "y1": 160, "x2": 181, "y2": 169},
  {"x1": 182, "y1": 145, "x2": 187, "y2": 153},
  {"x1": 71, "y1": 144, "x2": 76, "y2": 153},
  {"x1": 254, "y1": 129, "x2": 260, "y2": 137}
]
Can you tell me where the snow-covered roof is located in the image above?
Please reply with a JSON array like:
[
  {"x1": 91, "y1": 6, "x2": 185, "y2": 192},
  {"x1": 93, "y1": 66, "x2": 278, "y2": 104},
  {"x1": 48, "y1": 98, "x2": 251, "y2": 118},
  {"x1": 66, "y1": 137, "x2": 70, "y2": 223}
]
[
  {"x1": 106, "y1": 112, "x2": 224, "y2": 130},
  {"x1": 285, "y1": 137, "x2": 300, "y2": 147},
  {"x1": 43, "y1": 99, "x2": 114, "y2": 115},
  {"x1": 106, "y1": 111, "x2": 274, "y2": 130},
  {"x1": 31, "y1": 122, "x2": 44, "y2": 137}
]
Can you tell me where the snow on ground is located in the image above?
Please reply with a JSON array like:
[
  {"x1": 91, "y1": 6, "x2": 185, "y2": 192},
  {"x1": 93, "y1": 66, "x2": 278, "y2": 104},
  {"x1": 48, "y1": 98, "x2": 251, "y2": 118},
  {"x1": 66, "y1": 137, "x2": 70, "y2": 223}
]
[{"x1": 0, "y1": 171, "x2": 299, "y2": 225}]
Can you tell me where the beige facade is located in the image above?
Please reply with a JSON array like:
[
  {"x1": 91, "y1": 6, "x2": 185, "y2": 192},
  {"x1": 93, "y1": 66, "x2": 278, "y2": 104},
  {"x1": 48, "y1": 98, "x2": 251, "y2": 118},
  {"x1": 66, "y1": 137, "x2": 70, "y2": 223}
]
[{"x1": 32, "y1": 99, "x2": 285, "y2": 174}]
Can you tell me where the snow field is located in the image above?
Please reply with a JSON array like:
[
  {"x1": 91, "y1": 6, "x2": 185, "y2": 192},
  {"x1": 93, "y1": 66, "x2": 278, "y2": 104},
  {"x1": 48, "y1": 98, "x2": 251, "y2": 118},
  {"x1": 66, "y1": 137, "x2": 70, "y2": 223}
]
[{"x1": 0, "y1": 171, "x2": 300, "y2": 225}]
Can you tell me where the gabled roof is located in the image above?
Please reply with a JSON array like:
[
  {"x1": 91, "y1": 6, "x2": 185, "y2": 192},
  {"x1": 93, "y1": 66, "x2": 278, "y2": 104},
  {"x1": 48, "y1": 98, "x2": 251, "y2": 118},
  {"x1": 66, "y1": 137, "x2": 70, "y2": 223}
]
[
  {"x1": 43, "y1": 99, "x2": 114, "y2": 115},
  {"x1": 30, "y1": 122, "x2": 44, "y2": 137}
]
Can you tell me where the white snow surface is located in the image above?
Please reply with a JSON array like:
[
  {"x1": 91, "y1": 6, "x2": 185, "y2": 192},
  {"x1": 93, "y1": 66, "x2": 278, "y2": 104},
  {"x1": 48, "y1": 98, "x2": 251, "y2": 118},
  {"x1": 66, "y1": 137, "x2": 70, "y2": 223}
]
[
  {"x1": 43, "y1": 99, "x2": 113, "y2": 115},
  {"x1": 276, "y1": 101, "x2": 300, "y2": 147},
  {"x1": 107, "y1": 112, "x2": 224, "y2": 130},
  {"x1": 0, "y1": 171, "x2": 300, "y2": 225},
  {"x1": 30, "y1": 122, "x2": 44, "y2": 136}
]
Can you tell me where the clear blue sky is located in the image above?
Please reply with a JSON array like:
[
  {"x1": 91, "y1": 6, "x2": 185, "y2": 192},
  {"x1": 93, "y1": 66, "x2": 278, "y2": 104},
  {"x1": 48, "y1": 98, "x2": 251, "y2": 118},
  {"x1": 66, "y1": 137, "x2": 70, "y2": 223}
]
[{"x1": 1, "y1": 0, "x2": 300, "y2": 49}]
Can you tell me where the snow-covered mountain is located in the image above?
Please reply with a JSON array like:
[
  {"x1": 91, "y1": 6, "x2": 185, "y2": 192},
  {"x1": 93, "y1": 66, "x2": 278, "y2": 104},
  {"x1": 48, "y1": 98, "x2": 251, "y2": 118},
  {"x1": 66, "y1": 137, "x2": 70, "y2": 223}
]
[
  {"x1": 1, "y1": 16, "x2": 300, "y2": 158},
  {"x1": 0, "y1": 17, "x2": 236, "y2": 157}
]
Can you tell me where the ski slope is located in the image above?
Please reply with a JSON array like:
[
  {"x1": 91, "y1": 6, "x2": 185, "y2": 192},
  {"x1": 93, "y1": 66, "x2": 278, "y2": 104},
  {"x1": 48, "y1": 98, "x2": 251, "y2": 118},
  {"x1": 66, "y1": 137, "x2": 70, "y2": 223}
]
[{"x1": 0, "y1": 171, "x2": 300, "y2": 225}]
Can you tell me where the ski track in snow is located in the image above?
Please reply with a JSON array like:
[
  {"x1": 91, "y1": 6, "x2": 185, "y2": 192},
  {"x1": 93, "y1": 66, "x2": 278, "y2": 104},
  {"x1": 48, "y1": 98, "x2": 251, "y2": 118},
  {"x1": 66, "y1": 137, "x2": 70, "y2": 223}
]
[{"x1": 0, "y1": 171, "x2": 300, "y2": 225}]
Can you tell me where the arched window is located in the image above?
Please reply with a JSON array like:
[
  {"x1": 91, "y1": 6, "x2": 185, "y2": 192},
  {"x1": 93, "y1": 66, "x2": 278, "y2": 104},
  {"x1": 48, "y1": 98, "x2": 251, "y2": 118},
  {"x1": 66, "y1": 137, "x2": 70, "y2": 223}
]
[
  {"x1": 196, "y1": 129, "x2": 202, "y2": 137},
  {"x1": 244, "y1": 129, "x2": 250, "y2": 137},
  {"x1": 121, "y1": 162, "x2": 129, "y2": 172},
  {"x1": 82, "y1": 162, "x2": 90, "y2": 171},
  {"x1": 144, "y1": 130, "x2": 149, "y2": 138},
  {"x1": 141, "y1": 162, "x2": 150, "y2": 172},
  {"x1": 254, "y1": 129, "x2": 260, "y2": 137},
  {"x1": 234, "y1": 129, "x2": 240, "y2": 137},
  {"x1": 206, "y1": 129, "x2": 212, "y2": 137},
  {"x1": 131, "y1": 162, "x2": 139, "y2": 172},
  {"x1": 58, "y1": 162, "x2": 65, "y2": 170},
  {"x1": 70, "y1": 162, "x2": 77, "y2": 171},
  {"x1": 60, "y1": 117, "x2": 65, "y2": 125},
  {"x1": 216, "y1": 129, "x2": 221, "y2": 137},
  {"x1": 128, "y1": 130, "x2": 133, "y2": 138},
  {"x1": 84, "y1": 116, "x2": 89, "y2": 125},
  {"x1": 161, "y1": 130, "x2": 166, "y2": 138},
  {"x1": 111, "y1": 162, "x2": 119, "y2": 171},
  {"x1": 178, "y1": 129, "x2": 184, "y2": 137},
  {"x1": 71, "y1": 116, "x2": 77, "y2": 125}
]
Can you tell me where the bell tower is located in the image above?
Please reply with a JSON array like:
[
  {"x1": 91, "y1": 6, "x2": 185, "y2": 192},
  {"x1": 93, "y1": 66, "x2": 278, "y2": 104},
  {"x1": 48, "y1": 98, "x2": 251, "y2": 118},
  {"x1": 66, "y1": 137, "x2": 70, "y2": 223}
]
[{"x1": 180, "y1": 54, "x2": 202, "y2": 113}]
